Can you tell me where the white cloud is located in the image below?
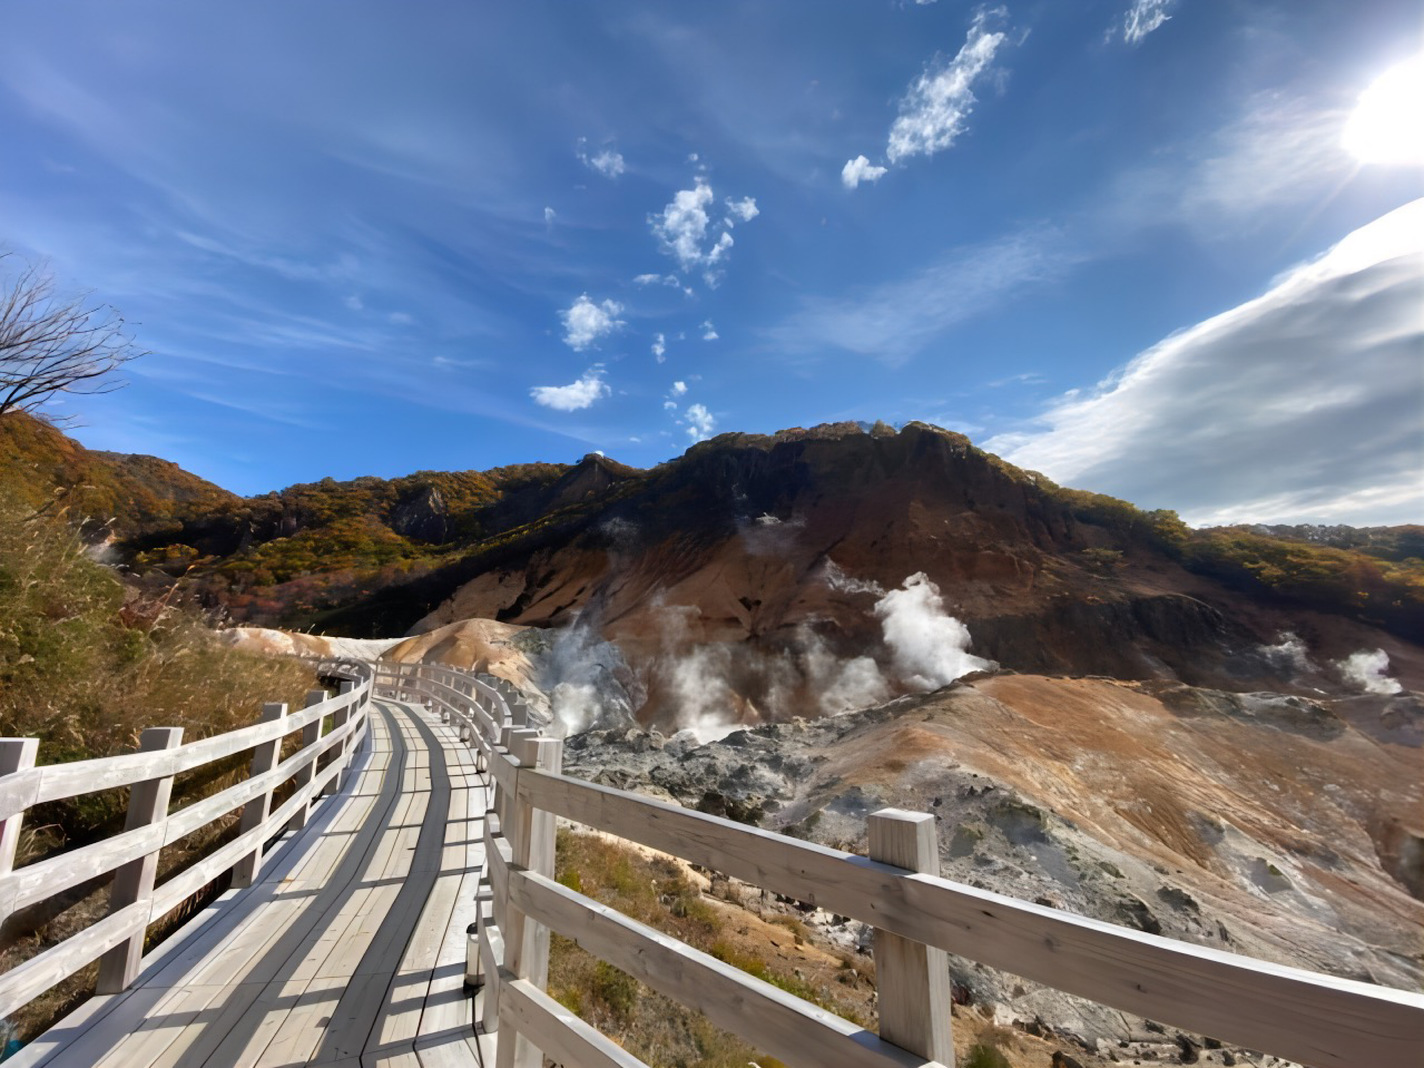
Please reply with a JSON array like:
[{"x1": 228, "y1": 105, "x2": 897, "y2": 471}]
[
  {"x1": 560, "y1": 293, "x2": 625, "y2": 351},
  {"x1": 986, "y1": 200, "x2": 1424, "y2": 526},
  {"x1": 651, "y1": 179, "x2": 715, "y2": 270},
  {"x1": 701, "y1": 319, "x2": 719, "y2": 341},
  {"x1": 725, "y1": 196, "x2": 759, "y2": 223},
  {"x1": 885, "y1": 8, "x2": 1009, "y2": 165},
  {"x1": 591, "y1": 149, "x2": 625, "y2": 178},
  {"x1": 663, "y1": 399, "x2": 678, "y2": 411},
  {"x1": 388, "y1": 311, "x2": 414, "y2": 325},
  {"x1": 1177, "y1": 95, "x2": 1351, "y2": 226},
  {"x1": 344, "y1": 294, "x2": 364, "y2": 311},
  {"x1": 1120, "y1": 0, "x2": 1176, "y2": 45},
  {"x1": 649, "y1": 177, "x2": 756, "y2": 286},
  {"x1": 530, "y1": 367, "x2": 611, "y2": 411},
  {"x1": 766, "y1": 225, "x2": 1079, "y2": 365},
  {"x1": 544, "y1": 206, "x2": 556, "y2": 224},
  {"x1": 685, "y1": 402, "x2": 716, "y2": 442},
  {"x1": 842, "y1": 155, "x2": 888, "y2": 190},
  {"x1": 652, "y1": 332, "x2": 667, "y2": 362},
  {"x1": 671, "y1": 380, "x2": 688, "y2": 396},
  {"x1": 578, "y1": 139, "x2": 626, "y2": 179}
]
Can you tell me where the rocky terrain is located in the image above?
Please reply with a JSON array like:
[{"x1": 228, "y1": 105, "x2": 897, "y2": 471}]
[{"x1": 561, "y1": 673, "x2": 1424, "y2": 1064}]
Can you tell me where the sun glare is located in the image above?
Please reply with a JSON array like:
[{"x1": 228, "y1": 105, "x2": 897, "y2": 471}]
[{"x1": 1343, "y1": 55, "x2": 1424, "y2": 165}]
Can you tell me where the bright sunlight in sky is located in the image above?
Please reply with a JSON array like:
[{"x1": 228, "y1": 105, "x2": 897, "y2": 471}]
[
  {"x1": 1343, "y1": 54, "x2": 1424, "y2": 166},
  {"x1": 2, "y1": 2, "x2": 1421, "y2": 526}
]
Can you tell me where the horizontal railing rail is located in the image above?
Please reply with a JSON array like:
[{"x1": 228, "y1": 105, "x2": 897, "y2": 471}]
[
  {"x1": 0, "y1": 659, "x2": 375, "y2": 1021},
  {"x1": 377, "y1": 659, "x2": 1424, "y2": 1068}
]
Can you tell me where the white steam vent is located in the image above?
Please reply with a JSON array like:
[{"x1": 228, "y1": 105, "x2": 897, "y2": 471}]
[
  {"x1": 1336, "y1": 648, "x2": 1404, "y2": 696},
  {"x1": 874, "y1": 572, "x2": 992, "y2": 690}
]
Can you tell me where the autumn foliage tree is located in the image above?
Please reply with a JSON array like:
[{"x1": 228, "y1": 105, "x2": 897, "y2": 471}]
[{"x1": 0, "y1": 252, "x2": 143, "y2": 422}]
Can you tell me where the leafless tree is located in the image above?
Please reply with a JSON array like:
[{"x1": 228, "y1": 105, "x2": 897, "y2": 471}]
[{"x1": 0, "y1": 252, "x2": 145, "y2": 422}]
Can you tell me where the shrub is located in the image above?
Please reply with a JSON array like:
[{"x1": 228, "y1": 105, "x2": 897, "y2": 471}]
[{"x1": 963, "y1": 1041, "x2": 1012, "y2": 1068}]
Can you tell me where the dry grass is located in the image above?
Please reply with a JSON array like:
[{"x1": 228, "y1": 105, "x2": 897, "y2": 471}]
[
  {"x1": 0, "y1": 493, "x2": 318, "y2": 1040},
  {"x1": 549, "y1": 827, "x2": 877, "y2": 1068}
]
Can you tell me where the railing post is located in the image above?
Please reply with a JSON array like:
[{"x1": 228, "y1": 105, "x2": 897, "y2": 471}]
[
  {"x1": 96, "y1": 726, "x2": 183, "y2": 993},
  {"x1": 323, "y1": 681, "x2": 355, "y2": 798},
  {"x1": 0, "y1": 740, "x2": 37, "y2": 870},
  {"x1": 233, "y1": 702, "x2": 287, "y2": 888},
  {"x1": 504, "y1": 688, "x2": 528, "y2": 729},
  {"x1": 868, "y1": 808, "x2": 955, "y2": 1065},
  {"x1": 496, "y1": 734, "x2": 562, "y2": 1068},
  {"x1": 0, "y1": 739, "x2": 40, "y2": 912},
  {"x1": 287, "y1": 689, "x2": 328, "y2": 832},
  {"x1": 496, "y1": 728, "x2": 538, "y2": 832}
]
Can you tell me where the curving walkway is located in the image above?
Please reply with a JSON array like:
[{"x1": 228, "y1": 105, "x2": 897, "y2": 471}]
[{"x1": 12, "y1": 700, "x2": 492, "y2": 1068}]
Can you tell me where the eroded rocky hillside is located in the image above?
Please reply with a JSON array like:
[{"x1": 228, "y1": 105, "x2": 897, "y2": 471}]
[{"x1": 561, "y1": 673, "x2": 1424, "y2": 1060}]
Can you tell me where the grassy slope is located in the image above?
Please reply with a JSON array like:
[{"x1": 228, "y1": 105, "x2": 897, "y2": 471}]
[{"x1": 0, "y1": 483, "x2": 317, "y2": 1040}]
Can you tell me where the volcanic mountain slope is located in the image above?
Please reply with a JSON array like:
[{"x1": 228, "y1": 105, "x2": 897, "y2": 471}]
[
  {"x1": 563, "y1": 672, "x2": 1424, "y2": 1057},
  {"x1": 402, "y1": 422, "x2": 1422, "y2": 725},
  {"x1": 7, "y1": 414, "x2": 1420, "y2": 721}
]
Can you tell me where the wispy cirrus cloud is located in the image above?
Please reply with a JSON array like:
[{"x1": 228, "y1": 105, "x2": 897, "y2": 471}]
[
  {"x1": 765, "y1": 225, "x2": 1080, "y2": 365},
  {"x1": 1117, "y1": 0, "x2": 1177, "y2": 46},
  {"x1": 987, "y1": 200, "x2": 1424, "y2": 526},
  {"x1": 845, "y1": 7, "x2": 1010, "y2": 188}
]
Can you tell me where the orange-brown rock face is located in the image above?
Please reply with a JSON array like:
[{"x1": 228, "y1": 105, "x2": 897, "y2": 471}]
[{"x1": 411, "y1": 423, "x2": 1421, "y2": 725}]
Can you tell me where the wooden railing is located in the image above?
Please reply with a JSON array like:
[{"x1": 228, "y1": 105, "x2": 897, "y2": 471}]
[
  {"x1": 0, "y1": 659, "x2": 374, "y2": 1020},
  {"x1": 379, "y1": 660, "x2": 1424, "y2": 1068}
]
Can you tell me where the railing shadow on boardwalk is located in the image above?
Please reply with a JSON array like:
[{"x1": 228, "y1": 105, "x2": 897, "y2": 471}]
[{"x1": 0, "y1": 657, "x2": 1420, "y2": 1068}]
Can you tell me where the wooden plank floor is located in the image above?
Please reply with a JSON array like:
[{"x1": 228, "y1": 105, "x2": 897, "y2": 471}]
[{"x1": 13, "y1": 700, "x2": 494, "y2": 1068}]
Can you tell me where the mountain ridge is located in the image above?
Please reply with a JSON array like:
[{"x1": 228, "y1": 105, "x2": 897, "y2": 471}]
[{"x1": 3, "y1": 413, "x2": 1419, "y2": 712}]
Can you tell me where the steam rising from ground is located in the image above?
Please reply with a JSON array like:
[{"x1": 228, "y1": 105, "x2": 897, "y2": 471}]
[
  {"x1": 795, "y1": 630, "x2": 891, "y2": 714},
  {"x1": 653, "y1": 603, "x2": 743, "y2": 743},
  {"x1": 822, "y1": 559, "x2": 887, "y2": 596},
  {"x1": 1259, "y1": 631, "x2": 1314, "y2": 675},
  {"x1": 1336, "y1": 648, "x2": 1403, "y2": 695},
  {"x1": 874, "y1": 572, "x2": 993, "y2": 690},
  {"x1": 651, "y1": 567, "x2": 992, "y2": 745},
  {"x1": 536, "y1": 611, "x2": 640, "y2": 736}
]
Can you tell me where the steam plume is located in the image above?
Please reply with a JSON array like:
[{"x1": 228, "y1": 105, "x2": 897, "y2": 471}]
[
  {"x1": 874, "y1": 572, "x2": 992, "y2": 690},
  {"x1": 1336, "y1": 648, "x2": 1403, "y2": 696},
  {"x1": 1260, "y1": 631, "x2": 1314, "y2": 675}
]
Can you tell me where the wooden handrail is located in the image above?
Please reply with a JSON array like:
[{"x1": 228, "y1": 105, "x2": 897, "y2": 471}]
[
  {"x1": 0, "y1": 680, "x2": 363, "y2": 822},
  {"x1": 377, "y1": 660, "x2": 1424, "y2": 1068},
  {"x1": 0, "y1": 659, "x2": 375, "y2": 1020}
]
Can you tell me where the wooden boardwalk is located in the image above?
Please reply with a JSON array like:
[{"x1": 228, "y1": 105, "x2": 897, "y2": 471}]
[{"x1": 11, "y1": 699, "x2": 494, "y2": 1068}]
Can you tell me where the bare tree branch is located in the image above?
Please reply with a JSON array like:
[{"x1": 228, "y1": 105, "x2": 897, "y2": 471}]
[{"x1": 0, "y1": 251, "x2": 146, "y2": 423}]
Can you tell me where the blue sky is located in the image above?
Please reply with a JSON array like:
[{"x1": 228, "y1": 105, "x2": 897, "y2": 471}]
[{"x1": 1, "y1": 0, "x2": 1420, "y2": 525}]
